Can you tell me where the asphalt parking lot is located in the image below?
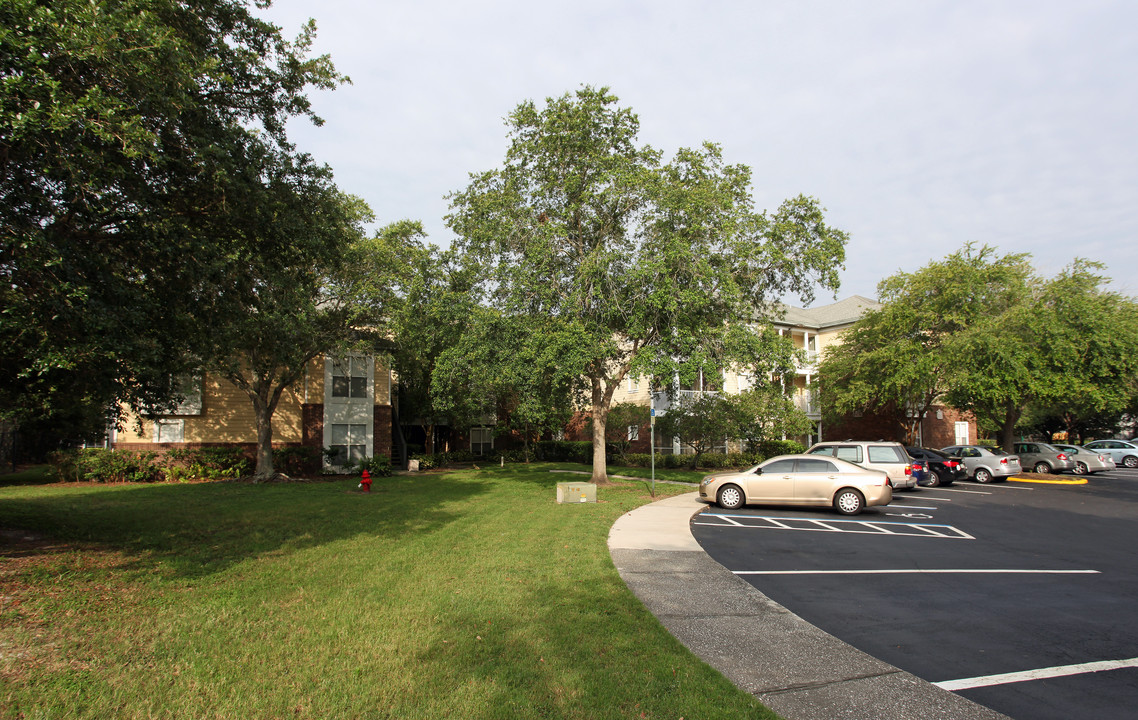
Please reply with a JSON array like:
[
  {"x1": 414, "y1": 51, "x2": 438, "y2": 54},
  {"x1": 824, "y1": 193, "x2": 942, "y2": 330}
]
[{"x1": 691, "y1": 468, "x2": 1138, "y2": 720}]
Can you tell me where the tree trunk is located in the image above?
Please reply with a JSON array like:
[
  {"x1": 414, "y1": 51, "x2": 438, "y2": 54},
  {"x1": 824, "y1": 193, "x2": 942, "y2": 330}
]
[
  {"x1": 590, "y1": 379, "x2": 610, "y2": 484},
  {"x1": 253, "y1": 398, "x2": 275, "y2": 480},
  {"x1": 998, "y1": 400, "x2": 1021, "y2": 452}
]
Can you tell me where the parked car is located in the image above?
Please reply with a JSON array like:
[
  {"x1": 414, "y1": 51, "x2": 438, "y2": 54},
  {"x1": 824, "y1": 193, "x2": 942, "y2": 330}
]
[
  {"x1": 805, "y1": 440, "x2": 918, "y2": 490},
  {"x1": 1013, "y1": 442, "x2": 1076, "y2": 474},
  {"x1": 940, "y1": 445, "x2": 1023, "y2": 483},
  {"x1": 699, "y1": 454, "x2": 893, "y2": 515},
  {"x1": 1084, "y1": 439, "x2": 1138, "y2": 469},
  {"x1": 905, "y1": 446, "x2": 966, "y2": 487},
  {"x1": 1051, "y1": 444, "x2": 1116, "y2": 475},
  {"x1": 909, "y1": 458, "x2": 931, "y2": 486}
]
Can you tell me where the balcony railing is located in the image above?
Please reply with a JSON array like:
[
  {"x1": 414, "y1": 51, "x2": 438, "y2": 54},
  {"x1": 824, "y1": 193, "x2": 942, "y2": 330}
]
[{"x1": 794, "y1": 393, "x2": 820, "y2": 416}]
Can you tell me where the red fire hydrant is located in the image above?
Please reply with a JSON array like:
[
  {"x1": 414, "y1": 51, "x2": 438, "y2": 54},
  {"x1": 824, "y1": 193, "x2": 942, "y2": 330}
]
[{"x1": 359, "y1": 469, "x2": 372, "y2": 493}]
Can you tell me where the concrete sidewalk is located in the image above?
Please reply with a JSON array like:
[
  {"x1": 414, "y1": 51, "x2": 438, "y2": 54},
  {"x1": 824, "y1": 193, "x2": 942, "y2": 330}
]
[{"x1": 608, "y1": 492, "x2": 1010, "y2": 720}]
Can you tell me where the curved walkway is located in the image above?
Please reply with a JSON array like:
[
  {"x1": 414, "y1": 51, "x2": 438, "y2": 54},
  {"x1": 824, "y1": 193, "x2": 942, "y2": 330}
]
[{"x1": 607, "y1": 492, "x2": 1010, "y2": 720}]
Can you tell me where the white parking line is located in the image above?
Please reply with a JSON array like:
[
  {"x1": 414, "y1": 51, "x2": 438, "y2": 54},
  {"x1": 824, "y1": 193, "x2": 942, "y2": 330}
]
[
  {"x1": 696, "y1": 515, "x2": 975, "y2": 539},
  {"x1": 975, "y1": 483, "x2": 1034, "y2": 491},
  {"x1": 934, "y1": 656, "x2": 1138, "y2": 691},
  {"x1": 926, "y1": 488, "x2": 987, "y2": 495},
  {"x1": 888, "y1": 504, "x2": 938, "y2": 510},
  {"x1": 734, "y1": 569, "x2": 1100, "y2": 576}
]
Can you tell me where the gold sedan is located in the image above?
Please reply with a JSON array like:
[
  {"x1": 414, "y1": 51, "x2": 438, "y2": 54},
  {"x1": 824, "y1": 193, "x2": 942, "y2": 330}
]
[{"x1": 699, "y1": 454, "x2": 893, "y2": 515}]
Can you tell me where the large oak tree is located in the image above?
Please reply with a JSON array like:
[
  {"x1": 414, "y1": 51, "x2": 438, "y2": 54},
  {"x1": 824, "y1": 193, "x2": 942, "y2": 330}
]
[
  {"x1": 1, "y1": 0, "x2": 345, "y2": 432},
  {"x1": 446, "y1": 87, "x2": 847, "y2": 482}
]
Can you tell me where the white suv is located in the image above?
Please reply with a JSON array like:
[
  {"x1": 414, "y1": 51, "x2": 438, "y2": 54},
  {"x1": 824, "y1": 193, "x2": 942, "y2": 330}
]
[{"x1": 806, "y1": 441, "x2": 917, "y2": 490}]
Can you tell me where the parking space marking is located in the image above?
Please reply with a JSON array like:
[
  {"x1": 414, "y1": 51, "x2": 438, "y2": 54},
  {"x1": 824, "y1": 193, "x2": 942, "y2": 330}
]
[
  {"x1": 925, "y1": 488, "x2": 987, "y2": 495},
  {"x1": 934, "y1": 656, "x2": 1138, "y2": 691},
  {"x1": 888, "y1": 504, "x2": 939, "y2": 510},
  {"x1": 735, "y1": 568, "x2": 1100, "y2": 576},
  {"x1": 973, "y1": 483, "x2": 1034, "y2": 491},
  {"x1": 696, "y1": 514, "x2": 974, "y2": 539}
]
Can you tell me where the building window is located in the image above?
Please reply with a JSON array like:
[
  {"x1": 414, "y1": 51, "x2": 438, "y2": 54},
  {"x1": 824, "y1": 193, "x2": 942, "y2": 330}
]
[
  {"x1": 627, "y1": 425, "x2": 639, "y2": 441},
  {"x1": 332, "y1": 357, "x2": 368, "y2": 399},
  {"x1": 471, "y1": 427, "x2": 493, "y2": 455},
  {"x1": 330, "y1": 423, "x2": 367, "y2": 466},
  {"x1": 153, "y1": 419, "x2": 184, "y2": 444},
  {"x1": 171, "y1": 375, "x2": 202, "y2": 415},
  {"x1": 627, "y1": 375, "x2": 640, "y2": 393}
]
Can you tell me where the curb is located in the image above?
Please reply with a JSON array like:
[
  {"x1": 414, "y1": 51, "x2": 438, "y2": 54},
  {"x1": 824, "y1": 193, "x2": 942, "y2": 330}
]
[{"x1": 608, "y1": 492, "x2": 1011, "y2": 720}]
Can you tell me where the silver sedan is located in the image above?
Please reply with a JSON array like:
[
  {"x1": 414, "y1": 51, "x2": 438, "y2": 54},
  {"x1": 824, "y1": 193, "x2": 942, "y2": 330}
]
[
  {"x1": 698, "y1": 454, "x2": 893, "y2": 515},
  {"x1": 1052, "y1": 444, "x2": 1116, "y2": 475}
]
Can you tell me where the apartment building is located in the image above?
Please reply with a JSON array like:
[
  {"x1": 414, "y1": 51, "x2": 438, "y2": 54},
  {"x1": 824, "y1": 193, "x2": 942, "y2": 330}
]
[{"x1": 111, "y1": 356, "x2": 394, "y2": 471}]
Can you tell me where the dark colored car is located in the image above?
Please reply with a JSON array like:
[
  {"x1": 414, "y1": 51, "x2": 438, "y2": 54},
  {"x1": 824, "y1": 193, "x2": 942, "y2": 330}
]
[
  {"x1": 909, "y1": 458, "x2": 931, "y2": 486},
  {"x1": 905, "y1": 446, "x2": 966, "y2": 487}
]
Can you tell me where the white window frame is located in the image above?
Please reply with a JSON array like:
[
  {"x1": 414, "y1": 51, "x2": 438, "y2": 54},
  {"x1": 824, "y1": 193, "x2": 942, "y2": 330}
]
[
  {"x1": 471, "y1": 427, "x2": 493, "y2": 456},
  {"x1": 331, "y1": 356, "x2": 369, "y2": 399},
  {"x1": 171, "y1": 375, "x2": 203, "y2": 416},
  {"x1": 627, "y1": 425, "x2": 639, "y2": 442},
  {"x1": 153, "y1": 419, "x2": 185, "y2": 444},
  {"x1": 329, "y1": 423, "x2": 368, "y2": 467}
]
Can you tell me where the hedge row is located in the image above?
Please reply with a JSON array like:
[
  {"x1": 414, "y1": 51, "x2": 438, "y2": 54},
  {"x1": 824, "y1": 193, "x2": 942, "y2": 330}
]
[
  {"x1": 410, "y1": 439, "x2": 807, "y2": 472},
  {"x1": 47, "y1": 445, "x2": 368, "y2": 483}
]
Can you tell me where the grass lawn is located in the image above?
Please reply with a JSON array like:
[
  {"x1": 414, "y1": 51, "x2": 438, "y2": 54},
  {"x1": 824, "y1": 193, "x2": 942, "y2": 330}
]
[{"x1": 0, "y1": 463, "x2": 777, "y2": 719}]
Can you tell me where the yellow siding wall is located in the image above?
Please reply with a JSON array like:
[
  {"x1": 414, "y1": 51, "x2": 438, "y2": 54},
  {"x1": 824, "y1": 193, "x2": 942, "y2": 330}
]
[{"x1": 117, "y1": 357, "x2": 392, "y2": 445}]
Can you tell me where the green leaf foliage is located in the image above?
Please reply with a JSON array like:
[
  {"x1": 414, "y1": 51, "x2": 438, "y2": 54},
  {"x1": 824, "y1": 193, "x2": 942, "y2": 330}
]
[
  {"x1": 817, "y1": 244, "x2": 1138, "y2": 449},
  {"x1": 0, "y1": 0, "x2": 347, "y2": 432},
  {"x1": 446, "y1": 86, "x2": 847, "y2": 481}
]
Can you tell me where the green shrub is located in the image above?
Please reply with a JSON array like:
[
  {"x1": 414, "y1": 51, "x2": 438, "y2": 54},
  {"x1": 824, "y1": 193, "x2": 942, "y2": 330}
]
[
  {"x1": 695, "y1": 453, "x2": 731, "y2": 469},
  {"x1": 533, "y1": 440, "x2": 592, "y2": 463},
  {"x1": 48, "y1": 449, "x2": 82, "y2": 482},
  {"x1": 57, "y1": 448, "x2": 165, "y2": 483},
  {"x1": 616, "y1": 453, "x2": 652, "y2": 468},
  {"x1": 273, "y1": 446, "x2": 321, "y2": 476},
  {"x1": 165, "y1": 446, "x2": 251, "y2": 480},
  {"x1": 754, "y1": 439, "x2": 805, "y2": 458},
  {"x1": 356, "y1": 455, "x2": 393, "y2": 477},
  {"x1": 725, "y1": 452, "x2": 760, "y2": 468}
]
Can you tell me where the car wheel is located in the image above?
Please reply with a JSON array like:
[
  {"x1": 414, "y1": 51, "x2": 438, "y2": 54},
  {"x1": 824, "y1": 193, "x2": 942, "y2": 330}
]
[
  {"x1": 833, "y1": 488, "x2": 865, "y2": 515},
  {"x1": 1034, "y1": 461, "x2": 1052, "y2": 474},
  {"x1": 1075, "y1": 461, "x2": 1089, "y2": 475},
  {"x1": 927, "y1": 470, "x2": 944, "y2": 487},
  {"x1": 1124, "y1": 455, "x2": 1138, "y2": 469},
  {"x1": 974, "y1": 468, "x2": 993, "y2": 484},
  {"x1": 717, "y1": 484, "x2": 745, "y2": 510}
]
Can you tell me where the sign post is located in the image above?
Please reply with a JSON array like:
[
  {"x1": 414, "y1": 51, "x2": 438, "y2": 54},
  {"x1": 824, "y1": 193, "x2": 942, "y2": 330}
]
[{"x1": 650, "y1": 407, "x2": 656, "y2": 497}]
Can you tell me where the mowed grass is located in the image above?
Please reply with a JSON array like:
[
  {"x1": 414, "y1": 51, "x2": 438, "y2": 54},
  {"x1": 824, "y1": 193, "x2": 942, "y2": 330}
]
[{"x1": 0, "y1": 464, "x2": 777, "y2": 719}]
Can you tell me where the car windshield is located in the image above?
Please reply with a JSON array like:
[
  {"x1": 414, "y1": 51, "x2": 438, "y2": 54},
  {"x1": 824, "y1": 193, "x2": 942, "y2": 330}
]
[
  {"x1": 1038, "y1": 443, "x2": 1061, "y2": 452},
  {"x1": 921, "y1": 448, "x2": 948, "y2": 459},
  {"x1": 984, "y1": 446, "x2": 1010, "y2": 456}
]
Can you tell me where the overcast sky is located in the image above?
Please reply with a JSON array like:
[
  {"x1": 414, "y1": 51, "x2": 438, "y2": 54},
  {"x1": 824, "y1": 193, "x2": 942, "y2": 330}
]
[{"x1": 258, "y1": 0, "x2": 1138, "y2": 306}]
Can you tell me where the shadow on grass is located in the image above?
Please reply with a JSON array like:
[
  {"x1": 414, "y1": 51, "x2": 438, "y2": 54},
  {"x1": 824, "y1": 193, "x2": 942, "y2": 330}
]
[
  {"x1": 0, "y1": 474, "x2": 492, "y2": 580},
  {"x1": 398, "y1": 555, "x2": 772, "y2": 720}
]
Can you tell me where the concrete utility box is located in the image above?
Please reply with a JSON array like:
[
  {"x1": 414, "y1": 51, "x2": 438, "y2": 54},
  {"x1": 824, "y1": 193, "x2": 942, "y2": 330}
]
[{"x1": 556, "y1": 482, "x2": 597, "y2": 504}]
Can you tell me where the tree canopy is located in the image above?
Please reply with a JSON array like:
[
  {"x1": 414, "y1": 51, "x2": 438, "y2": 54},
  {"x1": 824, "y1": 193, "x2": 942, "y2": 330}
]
[
  {"x1": 818, "y1": 245, "x2": 1138, "y2": 449},
  {"x1": 447, "y1": 86, "x2": 847, "y2": 482},
  {"x1": 0, "y1": 0, "x2": 346, "y2": 431}
]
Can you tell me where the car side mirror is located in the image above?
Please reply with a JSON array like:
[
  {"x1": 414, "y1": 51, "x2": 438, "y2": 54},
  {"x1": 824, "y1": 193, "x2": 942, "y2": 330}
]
[{"x1": 753, "y1": 467, "x2": 763, "y2": 475}]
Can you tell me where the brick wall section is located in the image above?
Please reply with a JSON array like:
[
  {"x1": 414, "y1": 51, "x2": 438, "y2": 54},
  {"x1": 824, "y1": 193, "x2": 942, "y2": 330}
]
[
  {"x1": 373, "y1": 405, "x2": 393, "y2": 460},
  {"x1": 824, "y1": 411, "x2": 903, "y2": 442},
  {"x1": 922, "y1": 406, "x2": 977, "y2": 447},
  {"x1": 823, "y1": 405, "x2": 977, "y2": 447}
]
